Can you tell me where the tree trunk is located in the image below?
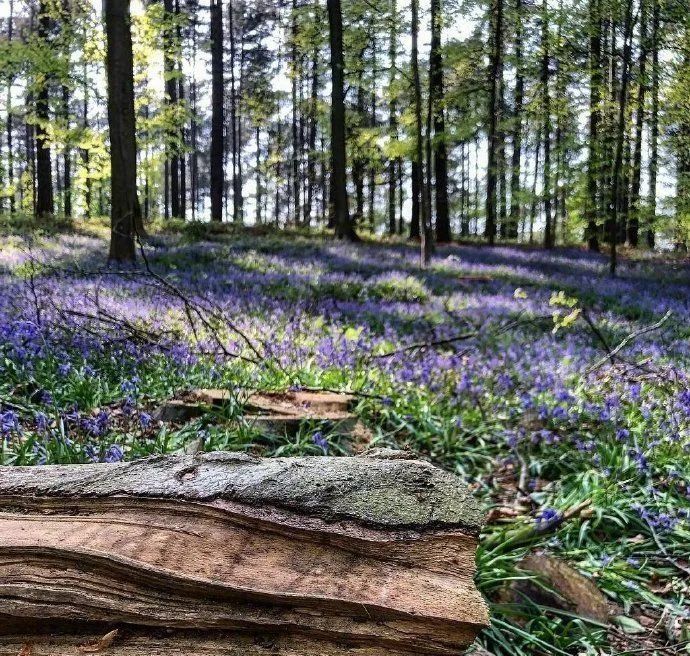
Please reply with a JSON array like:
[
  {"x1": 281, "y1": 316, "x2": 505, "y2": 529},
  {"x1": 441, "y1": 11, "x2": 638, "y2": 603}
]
[
  {"x1": 647, "y1": 0, "x2": 659, "y2": 249},
  {"x1": 176, "y1": 0, "x2": 186, "y2": 219},
  {"x1": 429, "y1": 0, "x2": 450, "y2": 242},
  {"x1": 586, "y1": 0, "x2": 601, "y2": 250},
  {"x1": 412, "y1": 0, "x2": 431, "y2": 266},
  {"x1": 36, "y1": 0, "x2": 54, "y2": 218},
  {"x1": 228, "y1": 2, "x2": 242, "y2": 224},
  {"x1": 353, "y1": 64, "x2": 366, "y2": 229},
  {"x1": 304, "y1": 34, "x2": 319, "y2": 228},
  {"x1": 163, "y1": 0, "x2": 180, "y2": 219},
  {"x1": 508, "y1": 0, "x2": 523, "y2": 240},
  {"x1": 368, "y1": 36, "x2": 377, "y2": 232},
  {"x1": 608, "y1": 0, "x2": 634, "y2": 276},
  {"x1": 327, "y1": 0, "x2": 357, "y2": 240},
  {"x1": 628, "y1": 1, "x2": 646, "y2": 251},
  {"x1": 210, "y1": 0, "x2": 223, "y2": 222},
  {"x1": 255, "y1": 125, "x2": 262, "y2": 225},
  {"x1": 387, "y1": 0, "x2": 398, "y2": 236},
  {"x1": 291, "y1": 0, "x2": 301, "y2": 227},
  {"x1": 529, "y1": 130, "x2": 542, "y2": 244},
  {"x1": 410, "y1": 160, "x2": 421, "y2": 239},
  {"x1": 105, "y1": 0, "x2": 139, "y2": 262},
  {"x1": 541, "y1": 0, "x2": 554, "y2": 249},
  {"x1": 485, "y1": 0, "x2": 503, "y2": 245},
  {"x1": 6, "y1": 0, "x2": 14, "y2": 215}
]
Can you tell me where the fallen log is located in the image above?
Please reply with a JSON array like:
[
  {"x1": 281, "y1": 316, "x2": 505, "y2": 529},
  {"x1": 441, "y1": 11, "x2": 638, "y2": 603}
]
[{"x1": 0, "y1": 451, "x2": 488, "y2": 655}]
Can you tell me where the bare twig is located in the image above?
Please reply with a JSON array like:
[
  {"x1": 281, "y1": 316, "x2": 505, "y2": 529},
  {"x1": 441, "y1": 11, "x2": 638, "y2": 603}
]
[{"x1": 587, "y1": 311, "x2": 673, "y2": 373}]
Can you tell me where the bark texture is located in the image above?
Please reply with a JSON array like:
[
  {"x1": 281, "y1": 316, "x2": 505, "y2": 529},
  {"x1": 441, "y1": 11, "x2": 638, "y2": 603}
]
[{"x1": 0, "y1": 452, "x2": 487, "y2": 655}]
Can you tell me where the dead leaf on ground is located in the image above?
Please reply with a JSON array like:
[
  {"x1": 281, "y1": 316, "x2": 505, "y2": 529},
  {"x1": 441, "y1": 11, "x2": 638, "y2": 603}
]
[
  {"x1": 78, "y1": 629, "x2": 119, "y2": 653},
  {"x1": 17, "y1": 644, "x2": 32, "y2": 656}
]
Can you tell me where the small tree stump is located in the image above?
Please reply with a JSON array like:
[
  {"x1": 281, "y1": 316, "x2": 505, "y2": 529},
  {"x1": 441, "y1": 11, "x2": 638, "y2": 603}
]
[
  {"x1": 153, "y1": 389, "x2": 359, "y2": 436},
  {"x1": 0, "y1": 452, "x2": 489, "y2": 654}
]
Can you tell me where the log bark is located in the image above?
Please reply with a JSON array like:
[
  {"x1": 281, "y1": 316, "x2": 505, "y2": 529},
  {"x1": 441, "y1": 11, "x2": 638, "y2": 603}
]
[{"x1": 0, "y1": 452, "x2": 487, "y2": 655}]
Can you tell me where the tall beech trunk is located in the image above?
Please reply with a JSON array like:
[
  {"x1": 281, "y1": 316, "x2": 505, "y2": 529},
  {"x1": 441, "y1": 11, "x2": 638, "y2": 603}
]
[
  {"x1": 586, "y1": 0, "x2": 602, "y2": 250},
  {"x1": 255, "y1": 126, "x2": 262, "y2": 225},
  {"x1": 430, "y1": 0, "x2": 450, "y2": 242},
  {"x1": 210, "y1": 0, "x2": 223, "y2": 222},
  {"x1": 508, "y1": 0, "x2": 523, "y2": 240},
  {"x1": 36, "y1": 0, "x2": 54, "y2": 218},
  {"x1": 529, "y1": 130, "x2": 542, "y2": 243},
  {"x1": 291, "y1": 0, "x2": 301, "y2": 226},
  {"x1": 62, "y1": 84, "x2": 71, "y2": 218},
  {"x1": 387, "y1": 0, "x2": 398, "y2": 236},
  {"x1": 6, "y1": 0, "x2": 14, "y2": 215},
  {"x1": 25, "y1": 93, "x2": 36, "y2": 214},
  {"x1": 176, "y1": 0, "x2": 186, "y2": 219},
  {"x1": 647, "y1": 0, "x2": 659, "y2": 249},
  {"x1": 368, "y1": 36, "x2": 377, "y2": 231},
  {"x1": 412, "y1": 0, "x2": 431, "y2": 266},
  {"x1": 82, "y1": 54, "x2": 91, "y2": 218},
  {"x1": 105, "y1": 0, "x2": 140, "y2": 262},
  {"x1": 229, "y1": 2, "x2": 242, "y2": 223},
  {"x1": 628, "y1": 0, "x2": 647, "y2": 248},
  {"x1": 608, "y1": 0, "x2": 634, "y2": 276},
  {"x1": 410, "y1": 160, "x2": 421, "y2": 239},
  {"x1": 327, "y1": 0, "x2": 356, "y2": 240},
  {"x1": 353, "y1": 74, "x2": 366, "y2": 227},
  {"x1": 304, "y1": 37, "x2": 319, "y2": 227},
  {"x1": 163, "y1": 0, "x2": 180, "y2": 218},
  {"x1": 485, "y1": 0, "x2": 503, "y2": 245},
  {"x1": 541, "y1": 0, "x2": 553, "y2": 249}
]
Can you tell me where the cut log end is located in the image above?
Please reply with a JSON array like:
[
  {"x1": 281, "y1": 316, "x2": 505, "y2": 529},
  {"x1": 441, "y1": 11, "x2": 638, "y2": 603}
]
[{"x1": 0, "y1": 452, "x2": 489, "y2": 654}]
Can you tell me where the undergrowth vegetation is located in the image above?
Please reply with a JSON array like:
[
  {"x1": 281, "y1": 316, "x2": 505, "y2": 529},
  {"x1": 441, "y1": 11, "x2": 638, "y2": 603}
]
[{"x1": 1, "y1": 229, "x2": 689, "y2": 654}]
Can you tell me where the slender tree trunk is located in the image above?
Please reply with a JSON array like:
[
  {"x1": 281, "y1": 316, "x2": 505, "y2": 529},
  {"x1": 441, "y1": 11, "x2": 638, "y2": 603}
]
[
  {"x1": 25, "y1": 94, "x2": 36, "y2": 214},
  {"x1": 255, "y1": 125, "x2": 262, "y2": 225},
  {"x1": 608, "y1": 0, "x2": 634, "y2": 276},
  {"x1": 6, "y1": 0, "x2": 15, "y2": 215},
  {"x1": 647, "y1": 0, "x2": 659, "y2": 249},
  {"x1": 485, "y1": 0, "x2": 503, "y2": 245},
  {"x1": 228, "y1": 2, "x2": 240, "y2": 222},
  {"x1": 62, "y1": 84, "x2": 71, "y2": 218},
  {"x1": 163, "y1": 0, "x2": 180, "y2": 218},
  {"x1": 387, "y1": 0, "x2": 398, "y2": 236},
  {"x1": 541, "y1": 0, "x2": 554, "y2": 248},
  {"x1": 190, "y1": 14, "x2": 198, "y2": 221},
  {"x1": 210, "y1": 0, "x2": 223, "y2": 222},
  {"x1": 410, "y1": 160, "x2": 421, "y2": 239},
  {"x1": 429, "y1": 0, "x2": 450, "y2": 242},
  {"x1": 529, "y1": 130, "x2": 542, "y2": 244},
  {"x1": 368, "y1": 36, "x2": 377, "y2": 232},
  {"x1": 304, "y1": 32, "x2": 319, "y2": 228},
  {"x1": 105, "y1": 0, "x2": 140, "y2": 262},
  {"x1": 586, "y1": 0, "x2": 601, "y2": 250},
  {"x1": 291, "y1": 0, "x2": 301, "y2": 226},
  {"x1": 327, "y1": 0, "x2": 356, "y2": 240},
  {"x1": 508, "y1": 0, "x2": 523, "y2": 240},
  {"x1": 411, "y1": 0, "x2": 431, "y2": 266},
  {"x1": 628, "y1": 0, "x2": 646, "y2": 250},
  {"x1": 36, "y1": 0, "x2": 54, "y2": 218}
]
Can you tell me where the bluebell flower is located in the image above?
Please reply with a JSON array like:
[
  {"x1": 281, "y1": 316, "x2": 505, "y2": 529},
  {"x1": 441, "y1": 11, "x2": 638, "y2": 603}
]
[
  {"x1": 312, "y1": 431, "x2": 328, "y2": 454},
  {"x1": 536, "y1": 507, "x2": 561, "y2": 526}
]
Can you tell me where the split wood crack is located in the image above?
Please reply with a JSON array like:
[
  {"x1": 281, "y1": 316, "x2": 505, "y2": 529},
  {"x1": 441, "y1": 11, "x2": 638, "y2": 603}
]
[{"x1": 0, "y1": 451, "x2": 488, "y2": 655}]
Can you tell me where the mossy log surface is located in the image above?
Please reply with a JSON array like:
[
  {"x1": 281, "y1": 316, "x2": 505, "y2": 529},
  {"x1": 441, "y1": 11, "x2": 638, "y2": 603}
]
[{"x1": 0, "y1": 451, "x2": 488, "y2": 655}]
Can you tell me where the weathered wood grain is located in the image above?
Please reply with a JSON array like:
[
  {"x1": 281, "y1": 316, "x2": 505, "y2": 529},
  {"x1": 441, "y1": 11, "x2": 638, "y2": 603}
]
[{"x1": 0, "y1": 452, "x2": 488, "y2": 655}]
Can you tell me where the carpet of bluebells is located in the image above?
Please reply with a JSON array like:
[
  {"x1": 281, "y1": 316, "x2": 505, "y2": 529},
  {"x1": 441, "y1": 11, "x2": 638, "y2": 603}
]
[{"x1": 1, "y1": 227, "x2": 690, "y2": 654}]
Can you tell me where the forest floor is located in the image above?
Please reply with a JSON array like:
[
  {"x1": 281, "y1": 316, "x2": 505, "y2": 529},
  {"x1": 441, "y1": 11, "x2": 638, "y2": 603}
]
[{"x1": 1, "y1": 222, "x2": 689, "y2": 654}]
